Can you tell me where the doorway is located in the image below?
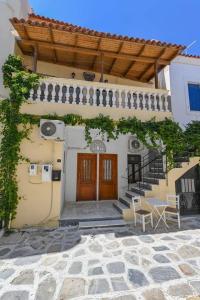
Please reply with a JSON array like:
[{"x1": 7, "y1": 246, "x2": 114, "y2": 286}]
[
  {"x1": 127, "y1": 154, "x2": 141, "y2": 184},
  {"x1": 77, "y1": 153, "x2": 118, "y2": 201}
]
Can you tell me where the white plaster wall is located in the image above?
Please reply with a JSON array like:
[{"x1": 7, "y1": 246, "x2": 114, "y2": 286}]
[
  {"x1": 0, "y1": 0, "x2": 30, "y2": 98},
  {"x1": 64, "y1": 126, "x2": 148, "y2": 203},
  {"x1": 169, "y1": 55, "x2": 200, "y2": 127}
]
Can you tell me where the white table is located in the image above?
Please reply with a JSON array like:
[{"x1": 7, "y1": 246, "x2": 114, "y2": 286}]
[{"x1": 146, "y1": 198, "x2": 169, "y2": 230}]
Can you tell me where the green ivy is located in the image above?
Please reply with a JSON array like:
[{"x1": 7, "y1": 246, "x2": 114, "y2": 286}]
[
  {"x1": 0, "y1": 54, "x2": 199, "y2": 229},
  {"x1": 0, "y1": 55, "x2": 39, "y2": 228}
]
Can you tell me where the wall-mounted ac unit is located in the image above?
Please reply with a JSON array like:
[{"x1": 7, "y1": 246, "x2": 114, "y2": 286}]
[
  {"x1": 40, "y1": 119, "x2": 65, "y2": 141},
  {"x1": 128, "y1": 136, "x2": 144, "y2": 153}
]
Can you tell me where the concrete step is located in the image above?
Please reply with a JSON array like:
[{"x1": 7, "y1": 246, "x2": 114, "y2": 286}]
[{"x1": 79, "y1": 219, "x2": 127, "y2": 229}]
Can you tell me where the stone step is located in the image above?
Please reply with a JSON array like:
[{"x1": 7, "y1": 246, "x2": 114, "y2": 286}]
[
  {"x1": 149, "y1": 167, "x2": 164, "y2": 173},
  {"x1": 129, "y1": 186, "x2": 147, "y2": 198},
  {"x1": 143, "y1": 177, "x2": 159, "y2": 185},
  {"x1": 174, "y1": 157, "x2": 189, "y2": 163},
  {"x1": 127, "y1": 187, "x2": 146, "y2": 197},
  {"x1": 113, "y1": 201, "x2": 127, "y2": 214},
  {"x1": 150, "y1": 162, "x2": 163, "y2": 168},
  {"x1": 146, "y1": 172, "x2": 166, "y2": 179},
  {"x1": 119, "y1": 196, "x2": 133, "y2": 208},
  {"x1": 79, "y1": 219, "x2": 127, "y2": 229},
  {"x1": 136, "y1": 182, "x2": 152, "y2": 190},
  {"x1": 59, "y1": 216, "x2": 122, "y2": 227}
]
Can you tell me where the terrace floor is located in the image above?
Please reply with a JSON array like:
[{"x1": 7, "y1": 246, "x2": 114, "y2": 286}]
[{"x1": 0, "y1": 217, "x2": 200, "y2": 299}]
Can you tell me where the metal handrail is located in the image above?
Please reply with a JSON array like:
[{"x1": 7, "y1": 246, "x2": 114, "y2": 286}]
[{"x1": 127, "y1": 150, "x2": 166, "y2": 191}]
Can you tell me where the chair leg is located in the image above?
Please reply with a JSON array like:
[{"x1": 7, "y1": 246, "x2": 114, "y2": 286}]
[
  {"x1": 177, "y1": 213, "x2": 181, "y2": 229},
  {"x1": 142, "y1": 216, "x2": 145, "y2": 232},
  {"x1": 150, "y1": 213, "x2": 153, "y2": 228},
  {"x1": 163, "y1": 212, "x2": 166, "y2": 223}
]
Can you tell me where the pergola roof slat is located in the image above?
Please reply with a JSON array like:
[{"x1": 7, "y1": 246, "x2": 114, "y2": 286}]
[{"x1": 11, "y1": 14, "x2": 185, "y2": 82}]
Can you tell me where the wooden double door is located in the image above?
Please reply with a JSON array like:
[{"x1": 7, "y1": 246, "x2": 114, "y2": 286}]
[{"x1": 77, "y1": 153, "x2": 118, "y2": 201}]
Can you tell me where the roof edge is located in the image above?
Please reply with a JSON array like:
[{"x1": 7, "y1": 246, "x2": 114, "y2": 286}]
[{"x1": 11, "y1": 13, "x2": 186, "y2": 50}]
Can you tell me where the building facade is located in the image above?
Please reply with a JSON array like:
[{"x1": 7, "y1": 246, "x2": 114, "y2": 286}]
[{"x1": 0, "y1": 6, "x2": 199, "y2": 228}]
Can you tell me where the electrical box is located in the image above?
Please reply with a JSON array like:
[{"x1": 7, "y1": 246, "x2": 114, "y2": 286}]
[
  {"x1": 29, "y1": 164, "x2": 37, "y2": 176},
  {"x1": 42, "y1": 164, "x2": 52, "y2": 182},
  {"x1": 52, "y1": 170, "x2": 61, "y2": 181}
]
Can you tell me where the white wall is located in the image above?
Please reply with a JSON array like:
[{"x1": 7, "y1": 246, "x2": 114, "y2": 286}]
[
  {"x1": 64, "y1": 126, "x2": 148, "y2": 203},
  {"x1": 0, "y1": 0, "x2": 30, "y2": 98},
  {"x1": 169, "y1": 55, "x2": 200, "y2": 127}
]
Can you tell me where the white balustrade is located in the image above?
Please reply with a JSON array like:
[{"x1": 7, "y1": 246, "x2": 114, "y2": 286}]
[{"x1": 28, "y1": 78, "x2": 171, "y2": 112}]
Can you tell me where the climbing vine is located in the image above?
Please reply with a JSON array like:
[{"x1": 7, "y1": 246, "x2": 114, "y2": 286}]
[
  {"x1": 0, "y1": 54, "x2": 199, "y2": 228},
  {"x1": 0, "y1": 55, "x2": 39, "y2": 228}
]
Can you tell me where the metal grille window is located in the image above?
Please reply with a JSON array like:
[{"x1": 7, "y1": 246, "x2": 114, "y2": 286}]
[
  {"x1": 188, "y1": 83, "x2": 200, "y2": 111},
  {"x1": 82, "y1": 159, "x2": 91, "y2": 182},
  {"x1": 103, "y1": 159, "x2": 112, "y2": 181}
]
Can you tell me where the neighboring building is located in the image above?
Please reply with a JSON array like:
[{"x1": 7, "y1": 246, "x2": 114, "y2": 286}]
[
  {"x1": 170, "y1": 54, "x2": 200, "y2": 127},
  {"x1": 0, "y1": 0, "x2": 31, "y2": 98},
  {"x1": 1, "y1": 12, "x2": 199, "y2": 227}
]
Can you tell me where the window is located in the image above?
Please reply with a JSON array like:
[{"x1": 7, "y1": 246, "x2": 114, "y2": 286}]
[{"x1": 188, "y1": 83, "x2": 200, "y2": 111}]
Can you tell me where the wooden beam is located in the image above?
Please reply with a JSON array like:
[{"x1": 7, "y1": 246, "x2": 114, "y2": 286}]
[
  {"x1": 23, "y1": 24, "x2": 30, "y2": 40},
  {"x1": 109, "y1": 42, "x2": 124, "y2": 73},
  {"x1": 100, "y1": 52, "x2": 104, "y2": 82},
  {"x1": 32, "y1": 44, "x2": 38, "y2": 72},
  {"x1": 48, "y1": 26, "x2": 58, "y2": 63},
  {"x1": 20, "y1": 39, "x2": 169, "y2": 65},
  {"x1": 92, "y1": 38, "x2": 102, "y2": 69},
  {"x1": 20, "y1": 48, "x2": 149, "y2": 82},
  {"x1": 73, "y1": 34, "x2": 78, "y2": 67},
  {"x1": 123, "y1": 44, "x2": 146, "y2": 76},
  {"x1": 139, "y1": 47, "x2": 168, "y2": 81},
  {"x1": 154, "y1": 61, "x2": 159, "y2": 89}
]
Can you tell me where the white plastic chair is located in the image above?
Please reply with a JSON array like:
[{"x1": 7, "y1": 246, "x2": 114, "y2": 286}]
[
  {"x1": 164, "y1": 194, "x2": 181, "y2": 229},
  {"x1": 132, "y1": 196, "x2": 153, "y2": 232}
]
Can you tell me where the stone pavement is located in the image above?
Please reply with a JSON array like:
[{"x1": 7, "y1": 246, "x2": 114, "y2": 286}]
[{"x1": 0, "y1": 217, "x2": 200, "y2": 299}]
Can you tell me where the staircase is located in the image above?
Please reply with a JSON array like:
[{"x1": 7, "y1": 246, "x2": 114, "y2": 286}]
[{"x1": 113, "y1": 151, "x2": 193, "y2": 214}]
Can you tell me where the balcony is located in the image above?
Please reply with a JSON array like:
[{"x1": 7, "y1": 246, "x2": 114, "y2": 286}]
[{"x1": 29, "y1": 78, "x2": 171, "y2": 113}]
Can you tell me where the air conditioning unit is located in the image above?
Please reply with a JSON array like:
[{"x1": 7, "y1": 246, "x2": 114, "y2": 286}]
[
  {"x1": 128, "y1": 136, "x2": 144, "y2": 153},
  {"x1": 40, "y1": 119, "x2": 65, "y2": 141}
]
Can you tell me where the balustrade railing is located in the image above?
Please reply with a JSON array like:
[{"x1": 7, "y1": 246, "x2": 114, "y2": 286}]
[{"x1": 29, "y1": 78, "x2": 171, "y2": 112}]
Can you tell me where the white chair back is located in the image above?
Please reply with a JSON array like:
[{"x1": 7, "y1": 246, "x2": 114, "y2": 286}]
[
  {"x1": 132, "y1": 196, "x2": 141, "y2": 212},
  {"x1": 167, "y1": 194, "x2": 180, "y2": 210}
]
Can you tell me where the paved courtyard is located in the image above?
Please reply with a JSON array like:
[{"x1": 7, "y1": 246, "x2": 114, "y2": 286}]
[{"x1": 0, "y1": 217, "x2": 200, "y2": 300}]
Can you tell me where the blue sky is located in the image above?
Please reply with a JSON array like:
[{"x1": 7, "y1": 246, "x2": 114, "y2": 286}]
[{"x1": 29, "y1": 0, "x2": 200, "y2": 55}]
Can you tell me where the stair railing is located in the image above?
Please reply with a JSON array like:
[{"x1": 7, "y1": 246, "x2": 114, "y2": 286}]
[{"x1": 127, "y1": 150, "x2": 166, "y2": 191}]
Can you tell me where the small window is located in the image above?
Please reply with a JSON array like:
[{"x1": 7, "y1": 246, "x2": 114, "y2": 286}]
[{"x1": 188, "y1": 83, "x2": 200, "y2": 111}]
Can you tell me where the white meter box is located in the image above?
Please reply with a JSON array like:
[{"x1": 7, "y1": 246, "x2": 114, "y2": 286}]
[{"x1": 42, "y1": 164, "x2": 52, "y2": 182}]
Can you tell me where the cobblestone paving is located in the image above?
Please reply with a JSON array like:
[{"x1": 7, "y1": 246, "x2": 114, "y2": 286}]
[{"x1": 0, "y1": 217, "x2": 200, "y2": 299}]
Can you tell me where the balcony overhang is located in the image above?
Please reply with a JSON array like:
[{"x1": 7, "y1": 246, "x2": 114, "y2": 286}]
[{"x1": 11, "y1": 13, "x2": 185, "y2": 85}]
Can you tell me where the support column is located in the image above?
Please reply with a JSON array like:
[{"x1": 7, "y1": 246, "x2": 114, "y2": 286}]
[
  {"x1": 32, "y1": 44, "x2": 38, "y2": 73},
  {"x1": 100, "y1": 52, "x2": 104, "y2": 82},
  {"x1": 154, "y1": 61, "x2": 159, "y2": 89}
]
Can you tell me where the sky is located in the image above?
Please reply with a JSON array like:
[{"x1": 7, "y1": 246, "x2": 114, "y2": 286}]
[{"x1": 29, "y1": 0, "x2": 200, "y2": 56}]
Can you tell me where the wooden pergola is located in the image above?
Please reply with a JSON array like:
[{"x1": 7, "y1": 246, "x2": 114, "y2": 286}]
[{"x1": 11, "y1": 14, "x2": 185, "y2": 88}]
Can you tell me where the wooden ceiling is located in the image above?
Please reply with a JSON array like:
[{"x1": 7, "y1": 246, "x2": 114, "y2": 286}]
[{"x1": 11, "y1": 14, "x2": 185, "y2": 82}]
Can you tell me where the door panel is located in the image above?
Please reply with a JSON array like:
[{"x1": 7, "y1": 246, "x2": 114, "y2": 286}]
[
  {"x1": 99, "y1": 154, "x2": 118, "y2": 200},
  {"x1": 77, "y1": 153, "x2": 97, "y2": 201}
]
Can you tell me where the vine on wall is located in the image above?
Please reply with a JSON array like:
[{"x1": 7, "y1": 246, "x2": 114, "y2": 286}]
[
  {"x1": 0, "y1": 54, "x2": 199, "y2": 228},
  {"x1": 0, "y1": 55, "x2": 39, "y2": 228}
]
